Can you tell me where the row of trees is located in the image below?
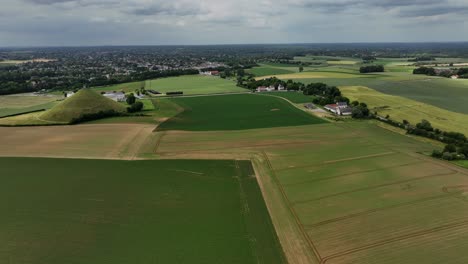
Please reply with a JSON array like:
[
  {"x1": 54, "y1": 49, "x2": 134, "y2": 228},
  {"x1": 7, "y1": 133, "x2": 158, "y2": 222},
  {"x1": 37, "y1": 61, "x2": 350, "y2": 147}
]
[
  {"x1": 239, "y1": 77, "x2": 371, "y2": 119},
  {"x1": 413, "y1": 66, "x2": 468, "y2": 78},
  {"x1": 0, "y1": 68, "x2": 199, "y2": 95},
  {"x1": 375, "y1": 117, "x2": 468, "y2": 161}
]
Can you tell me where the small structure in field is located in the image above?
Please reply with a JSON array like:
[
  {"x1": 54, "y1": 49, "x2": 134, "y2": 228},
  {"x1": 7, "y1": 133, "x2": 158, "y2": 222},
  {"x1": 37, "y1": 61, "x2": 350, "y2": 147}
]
[
  {"x1": 304, "y1": 103, "x2": 316, "y2": 109},
  {"x1": 103, "y1": 91, "x2": 126, "y2": 102},
  {"x1": 256, "y1": 85, "x2": 279, "y2": 92},
  {"x1": 201, "y1": 70, "x2": 220, "y2": 76},
  {"x1": 451, "y1": 75, "x2": 459, "y2": 79},
  {"x1": 324, "y1": 102, "x2": 353, "y2": 116},
  {"x1": 65, "y1": 91, "x2": 75, "y2": 98}
]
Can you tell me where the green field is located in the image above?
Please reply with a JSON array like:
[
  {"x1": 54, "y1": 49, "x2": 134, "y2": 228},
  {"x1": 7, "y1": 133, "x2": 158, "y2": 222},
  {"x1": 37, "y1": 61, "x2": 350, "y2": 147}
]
[
  {"x1": 247, "y1": 66, "x2": 295, "y2": 77},
  {"x1": 0, "y1": 94, "x2": 60, "y2": 118},
  {"x1": 0, "y1": 158, "x2": 285, "y2": 264},
  {"x1": 145, "y1": 75, "x2": 247, "y2": 95},
  {"x1": 267, "y1": 69, "x2": 468, "y2": 114},
  {"x1": 261, "y1": 92, "x2": 316, "y2": 103},
  {"x1": 91, "y1": 75, "x2": 247, "y2": 95},
  {"x1": 157, "y1": 94, "x2": 326, "y2": 131},
  {"x1": 155, "y1": 122, "x2": 468, "y2": 264},
  {"x1": 341, "y1": 86, "x2": 468, "y2": 135}
]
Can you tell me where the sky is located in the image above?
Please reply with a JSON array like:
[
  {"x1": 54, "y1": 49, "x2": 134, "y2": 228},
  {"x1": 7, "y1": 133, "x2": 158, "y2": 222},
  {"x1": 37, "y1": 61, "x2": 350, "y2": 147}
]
[{"x1": 1, "y1": 0, "x2": 468, "y2": 46}]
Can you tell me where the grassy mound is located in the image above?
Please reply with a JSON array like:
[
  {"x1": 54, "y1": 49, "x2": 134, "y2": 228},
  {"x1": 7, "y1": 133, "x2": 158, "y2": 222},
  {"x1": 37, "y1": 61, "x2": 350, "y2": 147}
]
[{"x1": 40, "y1": 89, "x2": 126, "y2": 123}]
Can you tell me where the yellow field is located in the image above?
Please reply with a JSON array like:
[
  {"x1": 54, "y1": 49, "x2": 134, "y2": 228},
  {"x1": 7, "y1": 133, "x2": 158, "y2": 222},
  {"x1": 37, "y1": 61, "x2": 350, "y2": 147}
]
[
  {"x1": 327, "y1": 60, "x2": 358, "y2": 65},
  {"x1": 341, "y1": 86, "x2": 468, "y2": 135}
]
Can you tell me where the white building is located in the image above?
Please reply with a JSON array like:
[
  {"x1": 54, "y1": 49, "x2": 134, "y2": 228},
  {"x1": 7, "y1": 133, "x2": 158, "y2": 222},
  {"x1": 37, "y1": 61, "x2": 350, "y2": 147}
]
[
  {"x1": 324, "y1": 102, "x2": 353, "y2": 116},
  {"x1": 103, "y1": 92, "x2": 126, "y2": 102}
]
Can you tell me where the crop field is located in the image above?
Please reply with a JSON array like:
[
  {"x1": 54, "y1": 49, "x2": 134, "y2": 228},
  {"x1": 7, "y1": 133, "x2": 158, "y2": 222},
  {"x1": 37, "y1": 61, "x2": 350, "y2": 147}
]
[
  {"x1": 145, "y1": 75, "x2": 247, "y2": 95},
  {"x1": 257, "y1": 71, "x2": 374, "y2": 80},
  {"x1": 341, "y1": 86, "x2": 468, "y2": 135},
  {"x1": 153, "y1": 122, "x2": 468, "y2": 264},
  {"x1": 247, "y1": 65, "x2": 295, "y2": 77},
  {"x1": 260, "y1": 92, "x2": 316, "y2": 103},
  {"x1": 0, "y1": 94, "x2": 60, "y2": 118},
  {"x1": 268, "y1": 69, "x2": 468, "y2": 114},
  {"x1": 0, "y1": 157, "x2": 285, "y2": 264},
  {"x1": 157, "y1": 94, "x2": 326, "y2": 131},
  {"x1": 0, "y1": 124, "x2": 154, "y2": 159}
]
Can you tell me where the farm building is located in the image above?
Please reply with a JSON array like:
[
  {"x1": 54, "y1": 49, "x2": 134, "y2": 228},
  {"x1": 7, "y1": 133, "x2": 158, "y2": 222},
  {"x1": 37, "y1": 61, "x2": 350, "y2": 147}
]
[
  {"x1": 201, "y1": 70, "x2": 220, "y2": 76},
  {"x1": 451, "y1": 75, "x2": 459, "y2": 79},
  {"x1": 103, "y1": 92, "x2": 126, "y2": 102},
  {"x1": 256, "y1": 85, "x2": 285, "y2": 92},
  {"x1": 324, "y1": 102, "x2": 353, "y2": 116},
  {"x1": 65, "y1": 91, "x2": 75, "y2": 98}
]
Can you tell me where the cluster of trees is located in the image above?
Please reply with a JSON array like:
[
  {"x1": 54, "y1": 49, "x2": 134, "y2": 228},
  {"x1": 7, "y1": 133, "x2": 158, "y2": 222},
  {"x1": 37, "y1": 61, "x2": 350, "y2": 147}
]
[
  {"x1": 361, "y1": 55, "x2": 376, "y2": 62},
  {"x1": 125, "y1": 93, "x2": 144, "y2": 113},
  {"x1": 0, "y1": 67, "x2": 199, "y2": 95},
  {"x1": 413, "y1": 67, "x2": 436, "y2": 76},
  {"x1": 240, "y1": 77, "x2": 304, "y2": 91},
  {"x1": 373, "y1": 117, "x2": 468, "y2": 161},
  {"x1": 301, "y1": 82, "x2": 370, "y2": 118},
  {"x1": 70, "y1": 110, "x2": 122, "y2": 124},
  {"x1": 359, "y1": 65, "x2": 384, "y2": 73},
  {"x1": 413, "y1": 67, "x2": 468, "y2": 78},
  {"x1": 432, "y1": 143, "x2": 468, "y2": 161},
  {"x1": 350, "y1": 101, "x2": 370, "y2": 118},
  {"x1": 408, "y1": 56, "x2": 435, "y2": 62}
]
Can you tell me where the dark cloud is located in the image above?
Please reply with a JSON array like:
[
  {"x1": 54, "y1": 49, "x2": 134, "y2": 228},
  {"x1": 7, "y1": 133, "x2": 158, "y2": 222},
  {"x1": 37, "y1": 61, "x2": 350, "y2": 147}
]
[
  {"x1": 371, "y1": 0, "x2": 442, "y2": 8},
  {"x1": 24, "y1": 0, "x2": 76, "y2": 4},
  {"x1": 398, "y1": 6, "x2": 468, "y2": 17},
  {"x1": 130, "y1": 6, "x2": 199, "y2": 16}
]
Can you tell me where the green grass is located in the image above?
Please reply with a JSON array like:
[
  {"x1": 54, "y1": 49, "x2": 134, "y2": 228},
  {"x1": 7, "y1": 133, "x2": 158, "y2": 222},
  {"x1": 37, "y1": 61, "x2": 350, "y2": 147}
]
[
  {"x1": 157, "y1": 94, "x2": 326, "y2": 131},
  {"x1": 40, "y1": 89, "x2": 127, "y2": 123},
  {"x1": 0, "y1": 94, "x2": 60, "y2": 118},
  {"x1": 247, "y1": 66, "x2": 295, "y2": 77},
  {"x1": 0, "y1": 101, "x2": 58, "y2": 118},
  {"x1": 271, "y1": 69, "x2": 468, "y2": 114},
  {"x1": 92, "y1": 75, "x2": 247, "y2": 95},
  {"x1": 91, "y1": 81, "x2": 146, "y2": 93},
  {"x1": 0, "y1": 158, "x2": 285, "y2": 264},
  {"x1": 454, "y1": 160, "x2": 468, "y2": 169},
  {"x1": 341, "y1": 86, "x2": 468, "y2": 135},
  {"x1": 145, "y1": 75, "x2": 247, "y2": 95},
  {"x1": 261, "y1": 92, "x2": 316, "y2": 103}
]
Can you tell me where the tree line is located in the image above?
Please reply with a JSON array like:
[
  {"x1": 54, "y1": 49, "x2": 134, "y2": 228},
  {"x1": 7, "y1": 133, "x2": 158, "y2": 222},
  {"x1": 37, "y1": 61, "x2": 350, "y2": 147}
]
[
  {"x1": 239, "y1": 77, "x2": 371, "y2": 119},
  {"x1": 413, "y1": 66, "x2": 468, "y2": 78}
]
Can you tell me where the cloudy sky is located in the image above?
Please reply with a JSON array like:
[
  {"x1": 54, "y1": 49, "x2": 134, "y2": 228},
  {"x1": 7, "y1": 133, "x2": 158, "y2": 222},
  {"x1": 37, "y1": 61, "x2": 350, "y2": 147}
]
[{"x1": 1, "y1": 0, "x2": 468, "y2": 46}]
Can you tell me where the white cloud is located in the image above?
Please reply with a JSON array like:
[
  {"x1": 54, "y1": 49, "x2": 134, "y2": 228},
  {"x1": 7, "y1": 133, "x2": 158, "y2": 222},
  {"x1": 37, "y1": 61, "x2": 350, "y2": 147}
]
[{"x1": 0, "y1": 0, "x2": 466, "y2": 46}]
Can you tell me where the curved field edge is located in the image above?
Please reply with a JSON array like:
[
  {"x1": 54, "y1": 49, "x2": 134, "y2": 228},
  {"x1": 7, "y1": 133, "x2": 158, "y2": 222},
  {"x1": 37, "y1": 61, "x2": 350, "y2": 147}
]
[
  {"x1": 0, "y1": 157, "x2": 285, "y2": 264},
  {"x1": 340, "y1": 85, "x2": 468, "y2": 135},
  {"x1": 156, "y1": 94, "x2": 326, "y2": 132}
]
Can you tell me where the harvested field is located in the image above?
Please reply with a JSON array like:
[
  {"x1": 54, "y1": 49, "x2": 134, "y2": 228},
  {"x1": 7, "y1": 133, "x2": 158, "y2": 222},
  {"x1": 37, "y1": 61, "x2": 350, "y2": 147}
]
[
  {"x1": 153, "y1": 122, "x2": 468, "y2": 264},
  {"x1": 0, "y1": 124, "x2": 154, "y2": 159}
]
